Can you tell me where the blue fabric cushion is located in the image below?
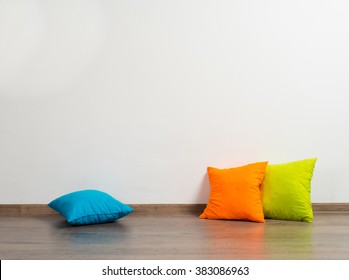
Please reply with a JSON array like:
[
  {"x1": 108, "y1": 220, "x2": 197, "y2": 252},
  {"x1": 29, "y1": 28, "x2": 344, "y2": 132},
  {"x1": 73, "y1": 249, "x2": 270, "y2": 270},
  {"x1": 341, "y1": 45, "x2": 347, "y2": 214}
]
[{"x1": 48, "y1": 189, "x2": 133, "y2": 225}]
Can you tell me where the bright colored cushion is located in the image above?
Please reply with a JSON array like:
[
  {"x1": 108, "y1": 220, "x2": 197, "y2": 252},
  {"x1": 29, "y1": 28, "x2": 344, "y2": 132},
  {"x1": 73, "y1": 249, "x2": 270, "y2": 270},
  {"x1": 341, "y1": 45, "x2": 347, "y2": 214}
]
[
  {"x1": 261, "y1": 158, "x2": 317, "y2": 222},
  {"x1": 48, "y1": 189, "x2": 133, "y2": 225},
  {"x1": 199, "y1": 162, "x2": 268, "y2": 223}
]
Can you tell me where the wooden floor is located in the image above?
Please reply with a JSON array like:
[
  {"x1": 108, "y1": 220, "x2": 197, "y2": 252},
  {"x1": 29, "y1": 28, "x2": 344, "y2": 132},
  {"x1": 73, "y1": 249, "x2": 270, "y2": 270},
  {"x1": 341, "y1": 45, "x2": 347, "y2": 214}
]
[{"x1": 1, "y1": 210, "x2": 349, "y2": 260}]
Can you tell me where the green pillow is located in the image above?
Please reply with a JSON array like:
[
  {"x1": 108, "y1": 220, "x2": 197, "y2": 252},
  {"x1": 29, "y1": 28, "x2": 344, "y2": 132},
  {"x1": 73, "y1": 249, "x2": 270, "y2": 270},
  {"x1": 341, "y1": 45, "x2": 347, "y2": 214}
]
[{"x1": 261, "y1": 158, "x2": 317, "y2": 222}]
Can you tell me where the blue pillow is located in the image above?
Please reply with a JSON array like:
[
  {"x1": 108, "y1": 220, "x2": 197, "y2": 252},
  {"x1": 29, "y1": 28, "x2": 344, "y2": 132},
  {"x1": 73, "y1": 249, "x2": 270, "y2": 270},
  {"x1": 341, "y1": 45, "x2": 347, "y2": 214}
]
[{"x1": 48, "y1": 189, "x2": 133, "y2": 225}]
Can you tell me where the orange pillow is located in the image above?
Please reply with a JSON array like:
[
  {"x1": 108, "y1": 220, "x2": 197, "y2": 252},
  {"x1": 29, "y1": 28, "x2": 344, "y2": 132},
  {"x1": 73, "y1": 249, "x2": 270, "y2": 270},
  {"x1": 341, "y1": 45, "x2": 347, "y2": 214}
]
[{"x1": 199, "y1": 162, "x2": 268, "y2": 223}]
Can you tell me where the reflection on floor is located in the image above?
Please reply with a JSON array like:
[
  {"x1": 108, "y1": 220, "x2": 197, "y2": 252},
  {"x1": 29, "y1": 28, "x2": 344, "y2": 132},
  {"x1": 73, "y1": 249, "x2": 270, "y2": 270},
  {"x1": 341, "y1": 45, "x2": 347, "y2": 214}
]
[{"x1": 1, "y1": 211, "x2": 349, "y2": 259}]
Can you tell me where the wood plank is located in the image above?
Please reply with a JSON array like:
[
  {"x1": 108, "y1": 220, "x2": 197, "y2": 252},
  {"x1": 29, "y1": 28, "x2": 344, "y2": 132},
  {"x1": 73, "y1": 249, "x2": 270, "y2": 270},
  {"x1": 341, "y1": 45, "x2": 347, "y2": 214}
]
[
  {"x1": 1, "y1": 203, "x2": 349, "y2": 216},
  {"x1": 0, "y1": 204, "x2": 57, "y2": 216},
  {"x1": 2, "y1": 212, "x2": 349, "y2": 259},
  {"x1": 312, "y1": 203, "x2": 349, "y2": 212}
]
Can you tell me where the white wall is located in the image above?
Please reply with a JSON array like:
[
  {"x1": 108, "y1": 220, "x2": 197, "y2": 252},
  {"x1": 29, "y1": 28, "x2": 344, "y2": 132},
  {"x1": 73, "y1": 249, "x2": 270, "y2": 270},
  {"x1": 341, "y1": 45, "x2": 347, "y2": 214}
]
[{"x1": 1, "y1": 0, "x2": 349, "y2": 204}]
